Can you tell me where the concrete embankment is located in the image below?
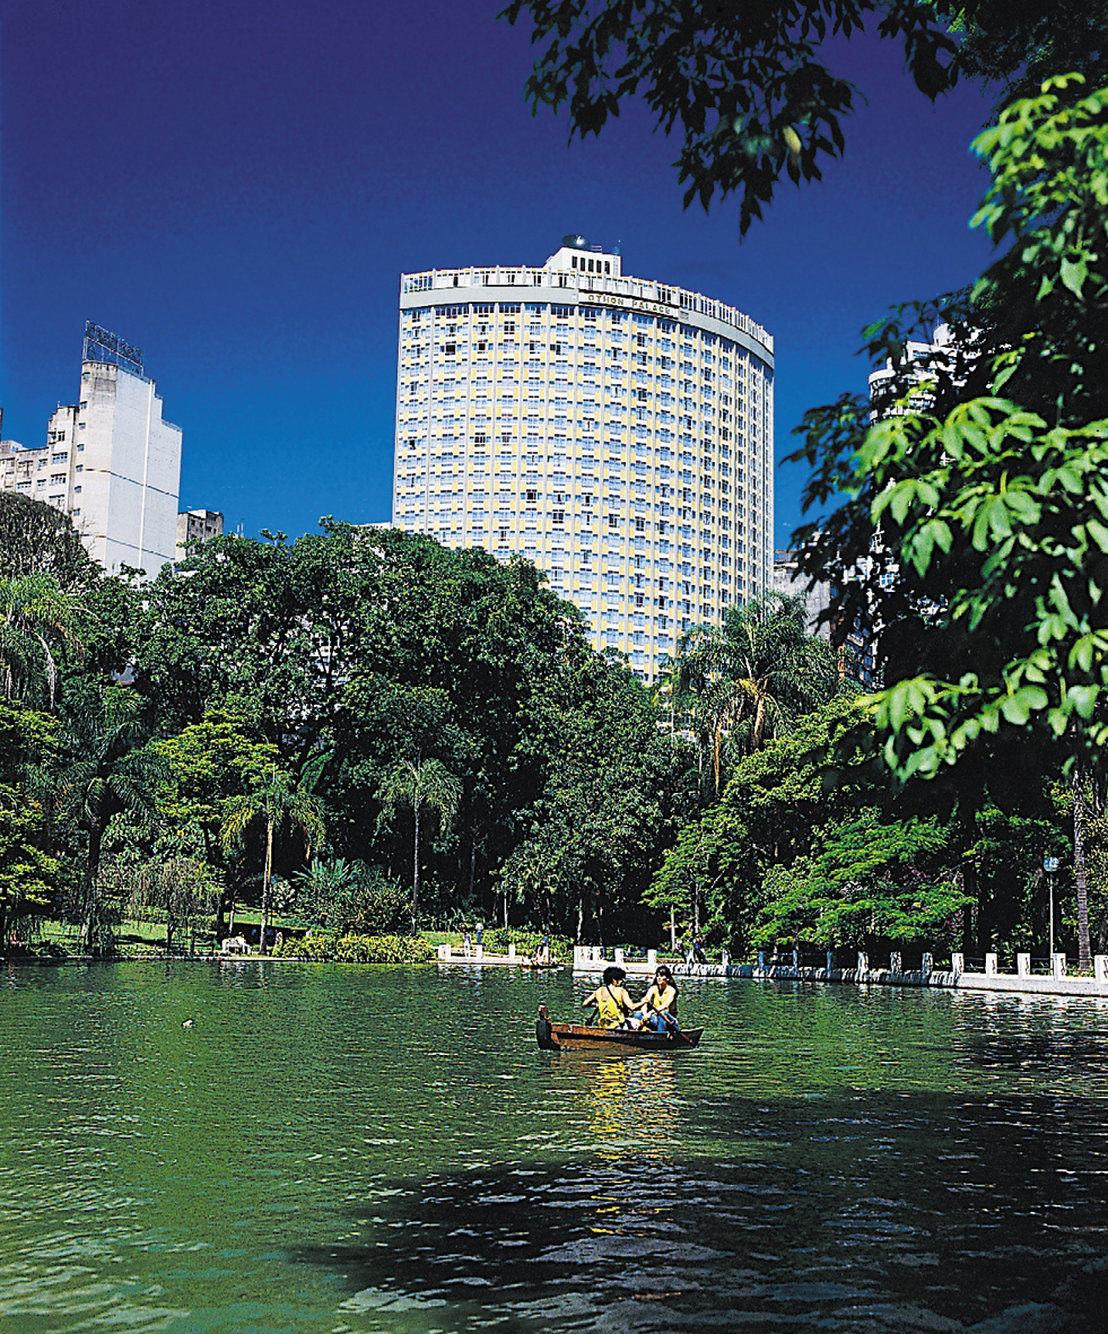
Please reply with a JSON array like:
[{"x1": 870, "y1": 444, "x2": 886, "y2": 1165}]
[{"x1": 571, "y1": 946, "x2": 1108, "y2": 1000}]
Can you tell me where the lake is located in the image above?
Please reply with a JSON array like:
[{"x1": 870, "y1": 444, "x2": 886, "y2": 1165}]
[{"x1": 1, "y1": 961, "x2": 1106, "y2": 1332}]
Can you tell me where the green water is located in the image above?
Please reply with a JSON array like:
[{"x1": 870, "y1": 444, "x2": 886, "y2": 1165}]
[{"x1": 1, "y1": 961, "x2": 1107, "y2": 1333}]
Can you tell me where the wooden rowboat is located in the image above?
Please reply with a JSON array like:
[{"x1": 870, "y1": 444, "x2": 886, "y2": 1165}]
[{"x1": 536, "y1": 1005, "x2": 703, "y2": 1051}]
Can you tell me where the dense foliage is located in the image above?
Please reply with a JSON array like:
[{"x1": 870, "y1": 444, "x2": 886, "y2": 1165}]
[
  {"x1": 4, "y1": 9, "x2": 1107, "y2": 967},
  {"x1": 0, "y1": 518, "x2": 691, "y2": 952},
  {"x1": 278, "y1": 931, "x2": 435, "y2": 964}
]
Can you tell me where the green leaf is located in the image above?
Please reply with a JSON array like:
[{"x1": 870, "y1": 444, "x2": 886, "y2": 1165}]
[
  {"x1": 998, "y1": 685, "x2": 1048, "y2": 725},
  {"x1": 1059, "y1": 256, "x2": 1088, "y2": 297}
]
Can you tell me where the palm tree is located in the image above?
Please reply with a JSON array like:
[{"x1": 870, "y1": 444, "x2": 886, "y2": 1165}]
[
  {"x1": 682, "y1": 592, "x2": 839, "y2": 794},
  {"x1": 378, "y1": 758, "x2": 462, "y2": 933},
  {"x1": 220, "y1": 764, "x2": 325, "y2": 955},
  {"x1": 56, "y1": 687, "x2": 164, "y2": 953},
  {"x1": 0, "y1": 571, "x2": 86, "y2": 710}
]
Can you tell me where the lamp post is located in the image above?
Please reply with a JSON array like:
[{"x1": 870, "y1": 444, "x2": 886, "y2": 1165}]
[{"x1": 1043, "y1": 855, "x2": 1059, "y2": 960}]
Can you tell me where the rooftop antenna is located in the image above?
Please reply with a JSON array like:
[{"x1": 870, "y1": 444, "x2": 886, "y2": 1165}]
[{"x1": 613, "y1": 239, "x2": 622, "y2": 256}]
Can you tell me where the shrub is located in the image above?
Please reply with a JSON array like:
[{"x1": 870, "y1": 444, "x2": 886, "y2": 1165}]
[
  {"x1": 482, "y1": 927, "x2": 571, "y2": 958},
  {"x1": 277, "y1": 931, "x2": 433, "y2": 964},
  {"x1": 294, "y1": 861, "x2": 409, "y2": 935}
]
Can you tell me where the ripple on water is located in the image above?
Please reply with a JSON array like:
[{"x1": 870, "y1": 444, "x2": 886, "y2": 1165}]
[{"x1": 1, "y1": 964, "x2": 1107, "y2": 1332}]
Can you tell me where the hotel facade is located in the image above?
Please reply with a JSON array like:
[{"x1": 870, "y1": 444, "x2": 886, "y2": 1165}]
[{"x1": 392, "y1": 239, "x2": 774, "y2": 679}]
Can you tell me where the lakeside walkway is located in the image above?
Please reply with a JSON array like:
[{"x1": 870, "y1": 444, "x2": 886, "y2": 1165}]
[{"x1": 569, "y1": 946, "x2": 1108, "y2": 1000}]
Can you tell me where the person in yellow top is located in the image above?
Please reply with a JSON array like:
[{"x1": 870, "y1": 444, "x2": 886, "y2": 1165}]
[
  {"x1": 636, "y1": 965, "x2": 679, "y2": 1032},
  {"x1": 582, "y1": 966, "x2": 637, "y2": 1028}
]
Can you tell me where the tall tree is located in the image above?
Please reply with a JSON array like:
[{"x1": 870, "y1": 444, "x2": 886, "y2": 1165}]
[
  {"x1": 0, "y1": 493, "x2": 97, "y2": 590},
  {"x1": 680, "y1": 592, "x2": 839, "y2": 793},
  {"x1": 792, "y1": 76, "x2": 1108, "y2": 789},
  {"x1": 155, "y1": 710, "x2": 280, "y2": 938},
  {"x1": 56, "y1": 688, "x2": 164, "y2": 952},
  {"x1": 378, "y1": 759, "x2": 462, "y2": 933},
  {"x1": 0, "y1": 702, "x2": 65, "y2": 946},
  {"x1": 1072, "y1": 770, "x2": 1093, "y2": 969},
  {"x1": 220, "y1": 764, "x2": 326, "y2": 955},
  {"x1": 0, "y1": 572, "x2": 87, "y2": 710}
]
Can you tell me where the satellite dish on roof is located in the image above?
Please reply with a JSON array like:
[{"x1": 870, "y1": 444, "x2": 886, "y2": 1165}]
[{"x1": 562, "y1": 234, "x2": 590, "y2": 249}]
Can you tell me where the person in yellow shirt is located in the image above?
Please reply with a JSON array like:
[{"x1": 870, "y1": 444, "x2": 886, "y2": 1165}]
[
  {"x1": 636, "y1": 965, "x2": 679, "y2": 1032},
  {"x1": 582, "y1": 966, "x2": 637, "y2": 1028}
]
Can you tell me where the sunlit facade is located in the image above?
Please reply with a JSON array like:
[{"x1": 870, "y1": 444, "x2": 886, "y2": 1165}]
[
  {"x1": 392, "y1": 239, "x2": 774, "y2": 679},
  {"x1": 0, "y1": 324, "x2": 181, "y2": 577}
]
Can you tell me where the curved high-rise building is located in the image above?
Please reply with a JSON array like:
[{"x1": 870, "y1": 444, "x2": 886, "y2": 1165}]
[{"x1": 392, "y1": 239, "x2": 774, "y2": 680}]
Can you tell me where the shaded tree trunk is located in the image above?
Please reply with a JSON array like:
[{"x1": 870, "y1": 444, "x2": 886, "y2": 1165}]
[
  {"x1": 411, "y1": 802, "x2": 422, "y2": 933},
  {"x1": 258, "y1": 817, "x2": 273, "y2": 955},
  {"x1": 215, "y1": 883, "x2": 235, "y2": 943},
  {"x1": 713, "y1": 724, "x2": 723, "y2": 795},
  {"x1": 83, "y1": 820, "x2": 105, "y2": 954},
  {"x1": 1073, "y1": 770, "x2": 1091, "y2": 969},
  {"x1": 752, "y1": 693, "x2": 769, "y2": 751}
]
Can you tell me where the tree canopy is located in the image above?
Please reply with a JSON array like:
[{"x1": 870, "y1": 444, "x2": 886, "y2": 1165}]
[
  {"x1": 792, "y1": 76, "x2": 1108, "y2": 786},
  {"x1": 501, "y1": 0, "x2": 1108, "y2": 233}
]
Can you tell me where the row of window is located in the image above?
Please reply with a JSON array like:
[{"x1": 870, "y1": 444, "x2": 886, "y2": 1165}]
[{"x1": 405, "y1": 301, "x2": 760, "y2": 347}]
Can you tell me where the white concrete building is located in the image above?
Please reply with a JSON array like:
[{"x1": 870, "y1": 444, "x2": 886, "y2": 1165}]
[
  {"x1": 0, "y1": 324, "x2": 182, "y2": 577},
  {"x1": 177, "y1": 508, "x2": 224, "y2": 555},
  {"x1": 772, "y1": 548, "x2": 833, "y2": 639},
  {"x1": 867, "y1": 324, "x2": 955, "y2": 417},
  {"x1": 392, "y1": 238, "x2": 774, "y2": 679}
]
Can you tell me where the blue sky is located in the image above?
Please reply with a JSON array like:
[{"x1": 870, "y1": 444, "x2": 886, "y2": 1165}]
[{"x1": 2, "y1": 0, "x2": 999, "y2": 547}]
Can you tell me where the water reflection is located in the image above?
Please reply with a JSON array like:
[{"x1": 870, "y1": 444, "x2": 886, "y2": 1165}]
[
  {"x1": 555, "y1": 1052, "x2": 680, "y2": 1161},
  {"x1": 2, "y1": 965, "x2": 1108, "y2": 1333}
]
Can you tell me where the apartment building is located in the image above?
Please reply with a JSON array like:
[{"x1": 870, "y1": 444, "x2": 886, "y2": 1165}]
[
  {"x1": 392, "y1": 238, "x2": 774, "y2": 680},
  {"x1": 0, "y1": 323, "x2": 182, "y2": 576},
  {"x1": 177, "y1": 508, "x2": 224, "y2": 555}
]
